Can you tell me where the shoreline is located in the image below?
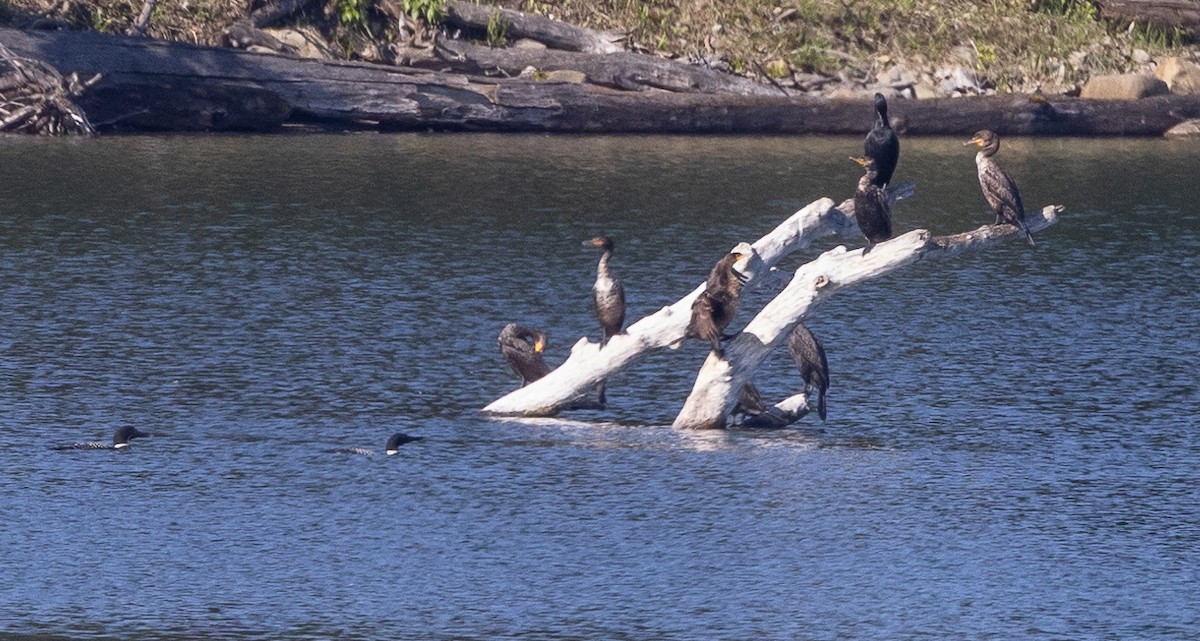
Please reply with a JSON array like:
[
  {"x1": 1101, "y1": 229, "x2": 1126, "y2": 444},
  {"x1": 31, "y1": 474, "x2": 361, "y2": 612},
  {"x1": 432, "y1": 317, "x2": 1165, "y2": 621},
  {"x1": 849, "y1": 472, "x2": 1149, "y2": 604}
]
[{"x1": 4, "y1": 25, "x2": 1200, "y2": 137}]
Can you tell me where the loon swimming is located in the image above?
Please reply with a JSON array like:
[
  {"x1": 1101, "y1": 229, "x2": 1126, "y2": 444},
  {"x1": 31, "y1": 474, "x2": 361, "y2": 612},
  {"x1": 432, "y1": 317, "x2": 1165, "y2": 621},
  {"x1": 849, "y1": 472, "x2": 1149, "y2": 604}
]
[
  {"x1": 51, "y1": 426, "x2": 148, "y2": 451},
  {"x1": 333, "y1": 432, "x2": 424, "y2": 456}
]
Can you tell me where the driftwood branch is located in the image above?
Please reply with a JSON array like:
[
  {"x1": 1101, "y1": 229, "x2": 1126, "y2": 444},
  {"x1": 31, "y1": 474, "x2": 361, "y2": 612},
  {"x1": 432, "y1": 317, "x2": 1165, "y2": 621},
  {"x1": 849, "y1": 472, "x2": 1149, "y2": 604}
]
[
  {"x1": 0, "y1": 41, "x2": 97, "y2": 135},
  {"x1": 127, "y1": 0, "x2": 159, "y2": 36},
  {"x1": 672, "y1": 205, "x2": 1061, "y2": 429},
  {"x1": 482, "y1": 197, "x2": 853, "y2": 416},
  {"x1": 444, "y1": 1, "x2": 625, "y2": 54}
]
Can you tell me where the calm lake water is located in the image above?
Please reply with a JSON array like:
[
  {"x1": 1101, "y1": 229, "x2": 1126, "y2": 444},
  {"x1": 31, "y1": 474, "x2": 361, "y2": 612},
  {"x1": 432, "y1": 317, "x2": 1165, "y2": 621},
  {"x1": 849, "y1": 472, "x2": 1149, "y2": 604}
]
[{"x1": 1, "y1": 133, "x2": 1197, "y2": 640}]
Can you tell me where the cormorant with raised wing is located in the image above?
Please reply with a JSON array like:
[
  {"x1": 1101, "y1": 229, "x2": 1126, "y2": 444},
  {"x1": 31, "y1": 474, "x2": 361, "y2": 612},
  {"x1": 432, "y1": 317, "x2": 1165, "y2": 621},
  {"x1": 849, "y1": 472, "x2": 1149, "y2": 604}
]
[
  {"x1": 687, "y1": 249, "x2": 749, "y2": 357},
  {"x1": 964, "y1": 130, "x2": 1035, "y2": 246}
]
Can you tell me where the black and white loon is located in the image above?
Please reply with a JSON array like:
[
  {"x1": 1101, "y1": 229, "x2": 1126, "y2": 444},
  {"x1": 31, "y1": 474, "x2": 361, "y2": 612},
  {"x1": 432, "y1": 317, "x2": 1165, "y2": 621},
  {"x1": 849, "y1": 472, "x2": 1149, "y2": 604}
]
[
  {"x1": 333, "y1": 432, "x2": 424, "y2": 456},
  {"x1": 51, "y1": 426, "x2": 149, "y2": 451}
]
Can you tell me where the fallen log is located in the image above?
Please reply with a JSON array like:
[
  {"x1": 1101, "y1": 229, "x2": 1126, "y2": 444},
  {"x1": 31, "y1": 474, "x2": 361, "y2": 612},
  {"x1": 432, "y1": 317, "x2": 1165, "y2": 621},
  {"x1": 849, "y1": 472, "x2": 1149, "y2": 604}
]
[
  {"x1": 424, "y1": 38, "x2": 782, "y2": 96},
  {"x1": 443, "y1": 1, "x2": 625, "y2": 54},
  {"x1": 3, "y1": 26, "x2": 1200, "y2": 134}
]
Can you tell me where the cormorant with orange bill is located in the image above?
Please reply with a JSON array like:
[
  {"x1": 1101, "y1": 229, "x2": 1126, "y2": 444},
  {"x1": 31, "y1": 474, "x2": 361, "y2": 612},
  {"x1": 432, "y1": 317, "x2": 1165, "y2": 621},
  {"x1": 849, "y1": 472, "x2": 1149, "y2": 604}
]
[
  {"x1": 964, "y1": 129, "x2": 1035, "y2": 246},
  {"x1": 851, "y1": 155, "x2": 892, "y2": 253},
  {"x1": 498, "y1": 323, "x2": 550, "y2": 387},
  {"x1": 583, "y1": 236, "x2": 625, "y2": 346},
  {"x1": 687, "y1": 248, "x2": 749, "y2": 357}
]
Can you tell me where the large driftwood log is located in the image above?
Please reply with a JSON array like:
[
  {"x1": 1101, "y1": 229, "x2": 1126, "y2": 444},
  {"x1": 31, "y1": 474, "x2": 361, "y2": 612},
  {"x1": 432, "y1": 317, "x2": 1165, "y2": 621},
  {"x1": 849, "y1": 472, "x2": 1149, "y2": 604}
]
[
  {"x1": 1096, "y1": 0, "x2": 1200, "y2": 36},
  {"x1": 4, "y1": 27, "x2": 1200, "y2": 133},
  {"x1": 424, "y1": 38, "x2": 782, "y2": 96},
  {"x1": 482, "y1": 198, "x2": 857, "y2": 416},
  {"x1": 672, "y1": 206, "x2": 1062, "y2": 429},
  {"x1": 0, "y1": 41, "x2": 97, "y2": 134},
  {"x1": 444, "y1": 1, "x2": 624, "y2": 54}
]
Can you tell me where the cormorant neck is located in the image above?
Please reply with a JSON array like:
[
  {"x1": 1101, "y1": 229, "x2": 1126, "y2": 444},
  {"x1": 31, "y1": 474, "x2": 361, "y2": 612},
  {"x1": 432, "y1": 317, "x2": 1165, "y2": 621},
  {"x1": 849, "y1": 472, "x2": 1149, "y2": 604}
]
[{"x1": 597, "y1": 250, "x2": 613, "y2": 278}]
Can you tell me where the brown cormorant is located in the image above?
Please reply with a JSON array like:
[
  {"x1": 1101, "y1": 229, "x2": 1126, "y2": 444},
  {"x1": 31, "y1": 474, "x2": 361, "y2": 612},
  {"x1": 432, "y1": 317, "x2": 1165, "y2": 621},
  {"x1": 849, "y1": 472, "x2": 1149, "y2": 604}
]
[
  {"x1": 788, "y1": 323, "x2": 829, "y2": 421},
  {"x1": 851, "y1": 156, "x2": 893, "y2": 252},
  {"x1": 733, "y1": 381, "x2": 769, "y2": 420},
  {"x1": 498, "y1": 323, "x2": 551, "y2": 386},
  {"x1": 964, "y1": 130, "x2": 1035, "y2": 246},
  {"x1": 687, "y1": 249, "x2": 749, "y2": 357},
  {"x1": 583, "y1": 236, "x2": 625, "y2": 346},
  {"x1": 864, "y1": 92, "x2": 900, "y2": 187}
]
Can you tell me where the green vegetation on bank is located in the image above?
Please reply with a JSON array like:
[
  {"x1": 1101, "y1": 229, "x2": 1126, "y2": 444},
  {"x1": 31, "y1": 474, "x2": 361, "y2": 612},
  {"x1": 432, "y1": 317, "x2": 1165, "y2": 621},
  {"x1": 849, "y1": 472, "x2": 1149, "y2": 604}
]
[{"x1": 4, "y1": 0, "x2": 1194, "y2": 93}]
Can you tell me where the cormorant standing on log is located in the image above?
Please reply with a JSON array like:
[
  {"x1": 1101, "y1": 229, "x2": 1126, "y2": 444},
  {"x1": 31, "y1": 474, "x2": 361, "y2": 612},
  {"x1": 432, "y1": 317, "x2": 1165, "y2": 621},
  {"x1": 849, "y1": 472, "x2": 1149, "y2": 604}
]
[
  {"x1": 583, "y1": 236, "x2": 625, "y2": 346},
  {"x1": 864, "y1": 92, "x2": 899, "y2": 187},
  {"x1": 733, "y1": 381, "x2": 769, "y2": 420},
  {"x1": 851, "y1": 156, "x2": 892, "y2": 252},
  {"x1": 687, "y1": 249, "x2": 749, "y2": 357},
  {"x1": 788, "y1": 323, "x2": 830, "y2": 421},
  {"x1": 498, "y1": 323, "x2": 551, "y2": 386},
  {"x1": 964, "y1": 130, "x2": 1035, "y2": 246}
]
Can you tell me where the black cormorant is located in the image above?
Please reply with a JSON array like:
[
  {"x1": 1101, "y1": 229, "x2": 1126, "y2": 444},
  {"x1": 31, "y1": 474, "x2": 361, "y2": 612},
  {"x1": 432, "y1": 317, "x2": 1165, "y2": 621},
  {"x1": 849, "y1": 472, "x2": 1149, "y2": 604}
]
[
  {"x1": 687, "y1": 249, "x2": 749, "y2": 357},
  {"x1": 333, "y1": 432, "x2": 424, "y2": 456},
  {"x1": 964, "y1": 130, "x2": 1035, "y2": 246},
  {"x1": 51, "y1": 426, "x2": 148, "y2": 450},
  {"x1": 583, "y1": 236, "x2": 625, "y2": 346},
  {"x1": 864, "y1": 92, "x2": 900, "y2": 187},
  {"x1": 498, "y1": 323, "x2": 551, "y2": 386},
  {"x1": 851, "y1": 156, "x2": 892, "y2": 252},
  {"x1": 788, "y1": 323, "x2": 830, "y2": 421},
  {"x1": 733, "y1": 381, "x2": 768, "y2": 420}
]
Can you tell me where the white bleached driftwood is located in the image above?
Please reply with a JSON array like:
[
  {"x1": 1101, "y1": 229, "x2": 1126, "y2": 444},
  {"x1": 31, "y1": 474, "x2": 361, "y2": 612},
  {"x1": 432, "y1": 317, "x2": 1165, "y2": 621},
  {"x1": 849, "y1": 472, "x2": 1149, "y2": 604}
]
[
  {"x1": 672, "y1": 204, "x2": 1062, "y2": 429},
  {"x1": 483, "y1": 190, "x2": 1060, "y2": 425},
  {"x1": 482, "y1": 197, "x2": 852, "y2": 416}
]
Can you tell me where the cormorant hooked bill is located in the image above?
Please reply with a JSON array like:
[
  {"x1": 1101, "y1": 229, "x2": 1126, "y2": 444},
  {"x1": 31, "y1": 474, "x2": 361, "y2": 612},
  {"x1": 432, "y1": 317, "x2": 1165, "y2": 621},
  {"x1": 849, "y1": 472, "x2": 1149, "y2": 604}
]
[
  {"x1": 864, "y1": 92, "x2": 900, "y2": 187},
  {"x1": 851, "y1": 155, "x2": 893, "y2": 252},
  {"x1": 687, "y1": 249, "x2": 749, "y2": 357},
  {"x1": 498, "y1": 323, "x2": 551, "y2": 387},
  {"x1": 51, "y1": 425, "x2": 149, "y2": 450},
  {"x1": 583, "y1": 236, "x2": 625, "y2": 346},
  {"x1": 964, "y1": 130, "x2": 1035, "y2": 246},
  {"x1": 788, "y1": 323, "x2": 830, "y2": 421}
]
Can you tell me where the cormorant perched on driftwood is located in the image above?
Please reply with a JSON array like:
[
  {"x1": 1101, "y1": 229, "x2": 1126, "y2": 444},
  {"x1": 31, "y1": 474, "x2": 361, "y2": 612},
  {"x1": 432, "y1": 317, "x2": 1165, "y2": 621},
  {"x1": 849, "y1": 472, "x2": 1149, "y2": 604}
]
[
  {"x1": 687, "y1": 249, "x2": 749, "y2": 357},
  {"x1": 964, "y1": 130, "x2": 1035, "y2": 246},
  {"x1": 851, "y1": 156, "x2": 893, "y2": 252},
  {"x1": 788, "y1": 323, "x2": 830, "y2": 421},
  {"x1": 498, "y1": 323, "x2": 551, "y2": 386},
  {"x1": 733, "y1": 381, "x2": 769, "y2": 420},
  {"x1": 864, "y1": 92, "x2": 900, "y2": 187},
  {"x1": 583, "y1": 236, "x2": 625, "y2": 346}
]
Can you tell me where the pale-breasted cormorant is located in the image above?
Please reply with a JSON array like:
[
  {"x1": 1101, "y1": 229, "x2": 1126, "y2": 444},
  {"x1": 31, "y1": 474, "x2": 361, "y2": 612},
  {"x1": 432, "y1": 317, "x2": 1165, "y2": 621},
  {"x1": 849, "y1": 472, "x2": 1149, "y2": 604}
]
[
  {"x1": 687, "y1": 249, "x2": 749, "y2": 357},
  {"x1": 788, "y1": 323, "x2": 829, "y2": 421},
  {"x1": 964, "y1": 130, "x2": 1035, "y2": 246},
  {"x1": 851, "y1": 156, "x2": 892, "y2": 252},
  {"x1": 864, "y1": 92, "x2": 900, "y2": 187},
  {"x1": 583, "y1": 236, "x2": 625, "y2": 346},
  {"x1": 333, "y1": 432, "x2": 424, "y2": 456},
  {"x1": 51, "y1": 425, "x2": 148, "y2": 450},
  {"x1": 498, "y1": 323, "x2": 551, "y2": 386}
]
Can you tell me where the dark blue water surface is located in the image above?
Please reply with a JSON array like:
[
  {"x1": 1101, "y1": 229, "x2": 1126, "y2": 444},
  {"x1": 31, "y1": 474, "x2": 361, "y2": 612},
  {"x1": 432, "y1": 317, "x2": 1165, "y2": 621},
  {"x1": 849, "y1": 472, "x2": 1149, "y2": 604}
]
[{"x1": 1, "y1": 134, "x2": 1197, "y2": 640}]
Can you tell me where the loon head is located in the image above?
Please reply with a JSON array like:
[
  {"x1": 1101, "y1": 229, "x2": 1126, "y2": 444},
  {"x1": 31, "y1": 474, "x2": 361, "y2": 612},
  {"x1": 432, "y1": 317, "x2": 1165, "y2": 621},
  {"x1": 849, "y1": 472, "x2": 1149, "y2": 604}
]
[
  {"x1": 385, "y1": 432, "x2": 424, "y2": 455},
  {"x1": 113, "y1": 426, "x2": 149, "y2": 448}
]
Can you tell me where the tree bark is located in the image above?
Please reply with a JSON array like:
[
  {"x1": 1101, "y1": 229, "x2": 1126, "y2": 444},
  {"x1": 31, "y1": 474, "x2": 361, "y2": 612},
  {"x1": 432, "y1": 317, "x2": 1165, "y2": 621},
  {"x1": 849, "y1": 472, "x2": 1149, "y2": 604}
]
[
  {"x1": 423, "y1": 38, "x2": 781, "y2": 96},
  {"x1": 443, "y1": 1, "x2": 625, "y2": 54},
  {"x1": 671, "y1": 205, "x2": 1062, "y2": 429}
]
